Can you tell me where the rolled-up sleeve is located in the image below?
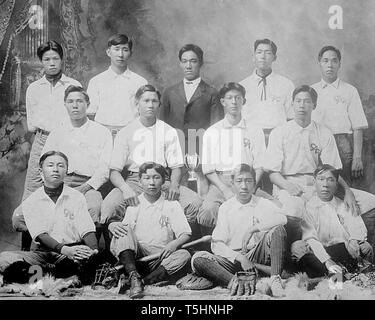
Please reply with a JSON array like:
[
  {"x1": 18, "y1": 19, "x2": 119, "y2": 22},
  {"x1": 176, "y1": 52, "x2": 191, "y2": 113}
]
[
  {"x1": 202, "y1": 127, "x2": 219, "y2": 175},
  {"x1": 168, "y1": 202, "x2": 192, "y2": 238},
  {"x1": 110, "y1": 129, "x2": 129, "y2": 171},
  {"x1": 348, "y1": 87, "x2": 368, "y2": 131},
  {"x1": 263, "y1": 127, "x2": 284, "y2": 172}
]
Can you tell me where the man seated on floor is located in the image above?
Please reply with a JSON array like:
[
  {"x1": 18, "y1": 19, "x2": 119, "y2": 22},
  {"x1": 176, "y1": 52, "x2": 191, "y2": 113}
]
[
  {"x1": 0, "y1": 151, "x2": 99, "y2": 284},
  {"x1": 101, "y1": 84, "x2": 202, "y2": 232},
  {"x1": 13, "y1": 85, "x2": 113, "y2": 251},
  {"x1": 291, "y1": 164, "x2": 373, "y2": 278},
  {"x1": 198, "y1": 82, "x2": 267, "y2": 237},
  {"x1": 191, "y1": 164, "x2": 288, "y2": 297},
  {"x1": 109, "y1": 162, "x2": 192, "y2": 299}
]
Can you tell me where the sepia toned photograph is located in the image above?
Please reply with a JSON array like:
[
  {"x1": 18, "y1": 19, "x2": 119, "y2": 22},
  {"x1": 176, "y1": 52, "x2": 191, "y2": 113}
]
[{"x1": 1, "y1": 0, "x2": 375, "y2": 305}]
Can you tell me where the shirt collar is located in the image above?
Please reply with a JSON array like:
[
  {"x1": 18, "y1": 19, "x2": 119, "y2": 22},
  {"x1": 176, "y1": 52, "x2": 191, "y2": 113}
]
[
  {"x1": 222, "y1": 116, "x2": 246, "y2": 128},
  {"x1": 184, "y1": 77, "x2": 201, "y2": 86},
  {"x1": 291, "y1": 119, "x2": 315, "y2": 133},
  {"x1": 311, "y1": 195, "x2": 339, "y2": 210},
  {"x1": 320, "y1": 78, "x2": 340, "y2": 89},
  {"x1": 107, "y1": 66, "x2": 131, "y2": 79},
  {"x1": 39, "y1": 184, "x2": 70, "y2": 202},
  {"x1": 66, "y1": 118, "x2": 90, "y2": 132},
  {"x1": 39, "y1": 73, "x2": 70, "y2": 86},
  {"x1": 140, "y1": 193, "x2": 165, "y2": 210},
  {"x1": 251, "y1": 70, "x2": 274, "y2": 81},
  {"x1": 231, "y1": 195, "x2": 260, "y2": 210}
]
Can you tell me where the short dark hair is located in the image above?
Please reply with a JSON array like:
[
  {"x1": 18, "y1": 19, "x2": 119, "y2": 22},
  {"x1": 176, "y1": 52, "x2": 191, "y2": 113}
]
[
  {"x1": 107, "y1": 34, "x2": 133, "y2": 50},
  {"x1": 139, "y1": 162, "x2": 166, "y2": 184},
  {"x1": 64, "y1": 85, "x2": 90, "y2": 104},
  {"x1": 135, "y1": 84, "x2": 161, "y2": 102},
  {"x1": 178, "y1": 44, "x2": 204, "y2": 65},
  {"x1": 39, "y1": 151, "x2": 69, "y2": 169},
  {"x1": 219, "y1": 82, "x2": 246, "y2": 99},
  {"x1": 292, "y1": 85, "x2": 318, "y2": 106},
  {"x1": 254, "y1": 39, "x2": 277, "y2": 55},
  {"x1": 37, "y1": 40, "x2": 64, "y2": 61},
  {"x1": 314, "y1": 164, "x2": 339, "y2": 181},
  {"x1": 318, "y1": 45, "x2": 341, "y2": 62},
  {"x1": 231, "y1": 164, "x2": 256, "y2": 181}
]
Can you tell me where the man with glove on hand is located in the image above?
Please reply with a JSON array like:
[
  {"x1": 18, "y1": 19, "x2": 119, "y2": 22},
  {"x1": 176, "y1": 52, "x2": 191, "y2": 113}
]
[{"x1": 191, "y1": 164, "x2": 288, "y2": 297}]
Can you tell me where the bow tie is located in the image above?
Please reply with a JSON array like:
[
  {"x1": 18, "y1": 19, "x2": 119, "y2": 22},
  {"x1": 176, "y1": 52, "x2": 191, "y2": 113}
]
[{"x1": 185, "y1": 81, "x2": 194, "y2": 85}]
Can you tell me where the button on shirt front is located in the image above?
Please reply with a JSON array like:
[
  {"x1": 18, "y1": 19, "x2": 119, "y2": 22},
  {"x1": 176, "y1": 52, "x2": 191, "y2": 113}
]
[
  {"x1": 122, "y1": 194, "x2": 192, "y2": 255},
  {"x1": 264, "y1": 120, "x2": 342, "y2": 175},
  {"x1": 87, "y1": 67, "x2": 147, "y2": 127},
  {"x1": 26, "y1": 74, "x2": 81, "y2": 132},
  {"x1": 23, "y1": 186, "x2": 96, "y2": 244},
  {"x1": 311, "y1": 79, "x2": 368, "y2": 134},
  {"x1": 202, "y1": 117, "x2": 266, "y2": 174},
  {"x1": 240, "y1": 71, "x2": 295, "y2": 129},
  {"x1": 110, "y1": 118, "x2": 184, "y2": 172},
  {"x1": 42, "y1": 120, "x2": 113, "y2": 190}
]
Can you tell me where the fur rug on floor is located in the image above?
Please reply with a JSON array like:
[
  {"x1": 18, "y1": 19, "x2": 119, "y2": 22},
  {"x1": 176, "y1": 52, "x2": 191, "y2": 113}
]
[{"x1": 1, "y1": 272, "x2": 375, "y2": 300}]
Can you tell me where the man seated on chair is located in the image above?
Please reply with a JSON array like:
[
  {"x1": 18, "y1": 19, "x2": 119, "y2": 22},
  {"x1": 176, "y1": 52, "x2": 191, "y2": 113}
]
[
  {"x1": 109, "y1": 162, "x2": 192, "y2": 299},
  {"x1": 0, "y1": 151, "x2": 99, "y2": 284},
  {"x1": 191, "y1": 164, "x2": 288, "y2": 297},
  {"x1": 291, "y1": 164, "x2": 373, "y2": 278},
  {"x1": 198, "y1": 82, "x2": 267, "y2": 237},
  {"x1": 101, "y1": 84, "x2": 202, "y2": 231}
]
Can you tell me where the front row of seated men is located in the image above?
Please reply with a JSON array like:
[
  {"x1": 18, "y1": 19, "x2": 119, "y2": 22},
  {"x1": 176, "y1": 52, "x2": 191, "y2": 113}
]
[{"x1": 2, "y1": 82, "x2": 375, "y2": 298}]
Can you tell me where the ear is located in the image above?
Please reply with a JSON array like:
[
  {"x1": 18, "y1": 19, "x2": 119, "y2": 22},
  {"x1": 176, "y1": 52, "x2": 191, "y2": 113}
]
[
  {"x1": 220, "y1": 97, "x2": 225, "y2": 106},
  {"x1": 106, "y1": 48, "x2": 111, "y2": 58},
  {"x1": 39, "y1": 167, "x2": 45, "y2": 183},
  {"x1": 242, "y1": 97, "x2": 246, "y2": 105},
  {"x1": 273, "y1": 54, "x2": 277, "y2": 62}
]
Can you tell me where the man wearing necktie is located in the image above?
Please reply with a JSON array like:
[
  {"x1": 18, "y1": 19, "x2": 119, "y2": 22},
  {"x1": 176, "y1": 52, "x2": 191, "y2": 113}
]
[
  {"x1": 240, "y1": 39, "x2": 295, "y2": 145},
  {"x1": 161, "y1": 44, "x2": 224, "y2": 195}
]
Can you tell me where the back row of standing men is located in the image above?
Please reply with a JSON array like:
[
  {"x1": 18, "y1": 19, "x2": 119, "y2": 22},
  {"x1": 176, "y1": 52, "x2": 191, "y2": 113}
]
[{"x1": 4, "y1": 34, "x2": 375, "y2": 296}]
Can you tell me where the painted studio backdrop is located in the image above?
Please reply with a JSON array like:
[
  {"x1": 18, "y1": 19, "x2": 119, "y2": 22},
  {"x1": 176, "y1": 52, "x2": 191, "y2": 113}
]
[{"x1": 0, "y1": 0, "x2": 375, "y2": 251}]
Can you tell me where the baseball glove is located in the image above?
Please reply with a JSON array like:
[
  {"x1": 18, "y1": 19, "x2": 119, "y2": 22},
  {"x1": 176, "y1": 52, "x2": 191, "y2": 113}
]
[
  {"x1": 176, "y1": 273, "x2": 214, "y2": 290},
  {"x1": 227, "y1": 268, "x2": 257, "y2": 296},
  {"x1": 91, "y1": 263, "x2": 120, "y2": 290}
]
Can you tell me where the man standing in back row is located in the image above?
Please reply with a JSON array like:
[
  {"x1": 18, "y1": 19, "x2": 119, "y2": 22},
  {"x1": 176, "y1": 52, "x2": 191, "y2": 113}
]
[
  {"x1": 87, "y1": 34, "x2": 147, "y2": 135},
  {"x1": 311, "y1": 46, "x2": 368, "y2": 186},
  {"x1": 240, "y1": 38, "x2": 295, "y2": 144},
  {"x1": 161, "y1": 44, "x2": 224, "y2": 189}
]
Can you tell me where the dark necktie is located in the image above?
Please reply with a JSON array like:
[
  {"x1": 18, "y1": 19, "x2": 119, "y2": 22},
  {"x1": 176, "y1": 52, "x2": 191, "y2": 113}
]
[{"x1": 258, "y1": 76, "x2": 267, "y2": 101}]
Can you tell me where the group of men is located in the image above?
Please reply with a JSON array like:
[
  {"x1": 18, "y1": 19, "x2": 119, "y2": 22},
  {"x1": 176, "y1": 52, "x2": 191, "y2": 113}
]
[{"x1": 1, "y1": 33, "x2": 375, "y2": 299}]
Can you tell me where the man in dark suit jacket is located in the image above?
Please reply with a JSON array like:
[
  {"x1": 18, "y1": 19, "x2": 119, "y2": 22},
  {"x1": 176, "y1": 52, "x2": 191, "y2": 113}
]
[{"x1": 161, "y1": 44, "x2": 224, "y2": 194}]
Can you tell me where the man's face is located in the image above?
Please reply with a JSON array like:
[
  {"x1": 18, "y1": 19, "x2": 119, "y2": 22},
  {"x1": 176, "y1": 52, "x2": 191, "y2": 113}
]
[
  {"x1": 65, "y1": 91, "x2": 88, "y2": 121},
  {"x1": 319, "y1": 50, "x2": 340, "y2": 83},
  {"x1": 253, "y1": 43, "x2": 276, "y2": 72},
  {"x1": 232, "y1": 171, "x2": 256, "y2": 204},
  {"x1": 140, "y1": 168, "x2": 164, "y2": 196},
  {"x1": 106, "y1": 43, "x2": 132, "y2": 68},
  {"x1": 221, "y1": 89, "x2": 245, "y2": 117},
  {"x1": 42, "y1": 50, "x2": 62, "y2": 76},
  {"x1": 179, "y1": 50, "x2": 201, "y2": 81},
  {"x1": 137, "y1": 91, "x2": 160, "y2": 119},
  {"x1": 315, "y1": 170, "x2": 337, "y2": 202},
  {"x1": 293, "y1": 91, "x2": 315, "y2": 121},
  {"x1": 40, "y1": 155, "x2": 67, "y2": 188}
]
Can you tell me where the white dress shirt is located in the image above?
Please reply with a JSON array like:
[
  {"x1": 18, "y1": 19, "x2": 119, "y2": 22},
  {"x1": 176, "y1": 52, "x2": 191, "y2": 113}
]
[
  {"x1": 23, "y1": 185, "x2": 96, "y2": 244},
  {"x1": 110, "y1": 118, "x2": 184, "y2": 172},
  {"x1": 42, "y1": 119, "x2": 113, "y2": 190},
  {"x1": 87, "y1": 67, "x2": 147, "y2": 127},
  {"x1": 183, "y1": 77, "x2": 201, "y2": 102},
  {"x1": 26, "y1": 74, "x2": 81, "y2": 132},
  {"x1": 240, "y1": 71, "x2": 295, "y2": 129},
  {"x1": 212, "y1": 196, "x2": 287, "y2": 263},
  {"x1": 264, "y1": 120, "x2": 342, "y2": 176},
  {"x1": 311, "y1": 78, "x2": 368, "y2": 134},
  {"x1": 302, "y1": 195, "x2": 368, "y2": 262},
  {"x1": 202, "y1": 116, "x2": 266, "y2": 174},
  {"x1": 122, "y1": 194, "x2": 191, "y2": 255}
]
